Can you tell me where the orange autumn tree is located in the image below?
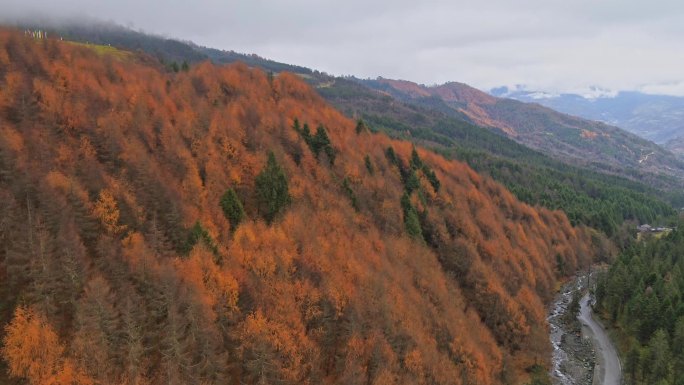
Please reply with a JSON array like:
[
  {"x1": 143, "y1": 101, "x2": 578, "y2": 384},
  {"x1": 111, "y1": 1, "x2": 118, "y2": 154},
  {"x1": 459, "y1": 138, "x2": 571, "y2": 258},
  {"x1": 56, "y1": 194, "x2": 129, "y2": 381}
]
[
  {"x1": 93, "y1": 189, "x2": 127, "y2": 235},
  {"x1": 2, "y1": 306, "x2": 92, "y2": 385}
]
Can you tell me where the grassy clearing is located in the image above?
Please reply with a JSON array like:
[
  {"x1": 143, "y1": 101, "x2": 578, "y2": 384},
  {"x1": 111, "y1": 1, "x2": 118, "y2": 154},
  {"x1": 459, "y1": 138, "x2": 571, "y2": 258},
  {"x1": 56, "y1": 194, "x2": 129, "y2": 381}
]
[{"x1": 65, "y1": 41, "x2": 133, "y2": 60}]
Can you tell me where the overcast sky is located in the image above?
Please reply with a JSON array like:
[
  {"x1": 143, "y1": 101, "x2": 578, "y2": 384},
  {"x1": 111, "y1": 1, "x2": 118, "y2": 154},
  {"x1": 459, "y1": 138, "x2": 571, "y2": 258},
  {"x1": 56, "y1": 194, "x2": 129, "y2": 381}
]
[{"x1": 3, "y1": 0, "x2": 684, "y2": 96}]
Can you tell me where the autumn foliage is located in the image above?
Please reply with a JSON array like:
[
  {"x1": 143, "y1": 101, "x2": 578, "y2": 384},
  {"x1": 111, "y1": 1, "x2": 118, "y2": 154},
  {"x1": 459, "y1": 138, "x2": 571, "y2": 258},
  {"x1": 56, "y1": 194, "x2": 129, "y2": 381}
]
[
  {"x1": 2, "y1": 306, "x2": 92, "y2": 385},
  {"x1": 0, "y1": 29, "x2": 595, "y2": 385}
]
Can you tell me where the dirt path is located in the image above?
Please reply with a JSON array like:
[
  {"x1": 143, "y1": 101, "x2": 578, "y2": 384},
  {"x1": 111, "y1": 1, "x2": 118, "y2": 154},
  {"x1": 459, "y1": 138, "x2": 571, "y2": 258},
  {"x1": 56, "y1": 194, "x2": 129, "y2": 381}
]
[{"x1": 578, "y1": 295, "x2": 621, "y2": 385}]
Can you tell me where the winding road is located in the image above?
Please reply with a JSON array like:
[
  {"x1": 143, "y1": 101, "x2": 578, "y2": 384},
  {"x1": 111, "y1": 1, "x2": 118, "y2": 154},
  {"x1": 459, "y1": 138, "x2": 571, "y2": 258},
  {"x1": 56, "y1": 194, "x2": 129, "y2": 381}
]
[{"x1": 578, "y1": 294, "x2": 621, "y2": 385}]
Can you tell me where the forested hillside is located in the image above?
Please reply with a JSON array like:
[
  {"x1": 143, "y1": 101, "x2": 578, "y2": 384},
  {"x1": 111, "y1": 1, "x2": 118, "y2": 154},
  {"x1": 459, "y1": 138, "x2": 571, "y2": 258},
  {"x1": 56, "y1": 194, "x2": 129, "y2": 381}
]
[
  {"x1": 0, "y1": 29, "x2": 599, "y2": 384},
  {"x1": 12, "y1": 21, "x2": 679, "y2": 237},
  {"x1": 596, "y1": 227, "x2": 684, "y2": 385},
  {"x1": 318, "y1": 78, "x2": 677, "y2": 237}
]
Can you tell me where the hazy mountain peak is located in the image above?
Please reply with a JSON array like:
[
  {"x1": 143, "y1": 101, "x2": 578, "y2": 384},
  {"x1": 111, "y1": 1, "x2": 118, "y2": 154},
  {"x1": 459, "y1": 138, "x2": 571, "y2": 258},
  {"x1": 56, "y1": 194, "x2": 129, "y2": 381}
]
[{"x1": 501, "y1": 86, "x2": 684, "y2": 155}]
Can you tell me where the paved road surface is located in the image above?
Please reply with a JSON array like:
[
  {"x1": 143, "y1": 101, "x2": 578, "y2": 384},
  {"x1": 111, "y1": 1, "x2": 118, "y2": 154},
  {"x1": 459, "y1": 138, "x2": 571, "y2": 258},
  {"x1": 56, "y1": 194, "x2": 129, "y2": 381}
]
[{"x1": 578, "y1": 294, "x2": 621, "y2": 385}]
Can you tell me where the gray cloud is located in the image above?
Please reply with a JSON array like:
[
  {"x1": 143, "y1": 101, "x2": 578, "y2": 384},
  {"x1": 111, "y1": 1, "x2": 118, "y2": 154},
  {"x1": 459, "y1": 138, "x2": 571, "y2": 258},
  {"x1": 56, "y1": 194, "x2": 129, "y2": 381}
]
[{"x1": 2, "y1": 0, "x2": 684, "y2": 95}]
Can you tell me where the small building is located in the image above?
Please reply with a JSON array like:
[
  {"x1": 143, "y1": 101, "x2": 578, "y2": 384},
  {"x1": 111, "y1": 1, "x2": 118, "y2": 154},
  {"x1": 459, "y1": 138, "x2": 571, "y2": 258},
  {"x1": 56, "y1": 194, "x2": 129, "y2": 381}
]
[{"x1": 637, "y1": 224, "x2": 674, "y2": 241}]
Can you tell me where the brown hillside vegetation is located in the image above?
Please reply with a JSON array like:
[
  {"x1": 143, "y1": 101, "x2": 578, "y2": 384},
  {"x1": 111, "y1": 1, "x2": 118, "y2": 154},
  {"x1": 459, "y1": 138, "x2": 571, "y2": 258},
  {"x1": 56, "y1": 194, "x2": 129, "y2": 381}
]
[
  {"x1": 367, "y1": 78, "x2": 684, "y2": 184},
  {"x1": 0, "y1": 29, "x2": 595, "y2": 385}
]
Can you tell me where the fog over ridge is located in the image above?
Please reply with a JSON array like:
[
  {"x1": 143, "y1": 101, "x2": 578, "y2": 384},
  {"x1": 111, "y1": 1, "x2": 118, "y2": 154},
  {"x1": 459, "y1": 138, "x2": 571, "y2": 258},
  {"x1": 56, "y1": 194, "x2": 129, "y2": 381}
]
[{"x1": 2, "y1": 0, "x2": 684, "y2": 96}]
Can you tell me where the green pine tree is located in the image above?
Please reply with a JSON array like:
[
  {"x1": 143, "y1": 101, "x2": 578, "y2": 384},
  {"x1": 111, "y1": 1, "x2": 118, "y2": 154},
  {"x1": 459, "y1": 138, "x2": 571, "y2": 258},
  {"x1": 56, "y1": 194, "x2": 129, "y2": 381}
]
[
  {"x1": 355, "y1": 119, "x2": 368, "y2": 134},
  {"x1": 220, "y1": 188, "x2": 245, "y2": 231},
  {"x1": 401, "y1": 192, "x2": 423, "y2": 240},
  {"x1": 255, "y1": 152, "x2": 291, "y2": 223},
  {"x1": 648, "y1": 329, "x2": 672, "y2": 383},
  {"x1": 385, "y1": 146, "x2": 398, "y2": 166},
  {"x1": 184, "y1": 221, "x2": 218, "y2": 255},
  {"x1": 312, "y1": 126, "x2": 332, "y2": 157},
  {"x1": 364, "y1": 155, "x2": 374, "y2": 175},
  {"x1": 342, "y1": 177, "x2": 359, "y2": 211},
  {"x1": 423, "y1": 166, "x2": 440, "y2": 192},
  {"x1": 302, "y1": 123, "x2": 311, "y2": 142},
  {"x1": 404, "y1": 170, "x2": 421, "y2": 194},
  {"x1": 409, "y1": 147, "x2": 422, "y2": 170}
]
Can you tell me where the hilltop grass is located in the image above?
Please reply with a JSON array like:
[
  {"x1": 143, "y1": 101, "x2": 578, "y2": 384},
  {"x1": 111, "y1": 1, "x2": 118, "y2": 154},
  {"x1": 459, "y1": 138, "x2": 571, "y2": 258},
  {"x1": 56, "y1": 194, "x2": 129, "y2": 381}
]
[{"x1": 65, "y1": 41, "x2": 132, "y2": 60}]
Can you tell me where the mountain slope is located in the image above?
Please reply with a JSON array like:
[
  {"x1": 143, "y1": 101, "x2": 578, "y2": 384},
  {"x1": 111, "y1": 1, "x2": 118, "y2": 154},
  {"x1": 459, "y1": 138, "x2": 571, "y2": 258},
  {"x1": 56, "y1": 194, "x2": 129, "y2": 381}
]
[
  {"x1": 18, "y1": 20, "x2": 684, "y2": 184},
  {"x1": 16, "y1": 19, "x2": 316, "y2": 75},
  {"x1": 360, "y1": 78, "x2": 684, "y2": 185},
  {"x1": 0, "y1": 29, "x2": 598, "y2": 385},
  {"x1": 495, "y1": 88, "x2": 684, "y2": 158},
  {"x1": 666, "y1": 136, "x2": 684, "y2": 158},
  {"x1": 316, "y1": 77, "x2": 678, "y2": 235},
  {"x1": 596, "y1": 224, "x2": 684, "y2": 385},
  {"x1": 15, "y1": 21, "x2": 679, "y2": 229}
]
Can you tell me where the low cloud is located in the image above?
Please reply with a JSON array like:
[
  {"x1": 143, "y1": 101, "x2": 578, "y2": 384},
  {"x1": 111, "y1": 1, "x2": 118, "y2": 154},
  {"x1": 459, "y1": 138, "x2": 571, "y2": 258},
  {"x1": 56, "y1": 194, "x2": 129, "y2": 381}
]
[{"x1": 2, "y1": 0, "x2": 684, "y2": 95}]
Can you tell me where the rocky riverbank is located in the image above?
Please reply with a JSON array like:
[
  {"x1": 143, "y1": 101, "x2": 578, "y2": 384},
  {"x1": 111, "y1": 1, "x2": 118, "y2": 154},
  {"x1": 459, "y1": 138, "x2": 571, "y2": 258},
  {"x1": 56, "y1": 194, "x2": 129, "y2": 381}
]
[{"x1": 548, "y1": 276, "x2": 596, "y2": 385}]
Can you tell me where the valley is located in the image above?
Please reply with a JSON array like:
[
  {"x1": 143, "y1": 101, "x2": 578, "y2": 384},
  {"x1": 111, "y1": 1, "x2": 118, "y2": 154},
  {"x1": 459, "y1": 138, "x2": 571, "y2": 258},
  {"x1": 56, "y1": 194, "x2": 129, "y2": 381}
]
[{"x1": 1, "y1": 10, "x2": 683, "y2": 385}]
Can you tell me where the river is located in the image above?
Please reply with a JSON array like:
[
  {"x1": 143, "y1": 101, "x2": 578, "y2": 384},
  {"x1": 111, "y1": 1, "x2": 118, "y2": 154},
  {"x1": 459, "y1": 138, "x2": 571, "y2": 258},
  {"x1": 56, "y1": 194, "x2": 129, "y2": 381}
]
[{"x1": 548, "y1": 275, "x2": 621, "y2": 385}]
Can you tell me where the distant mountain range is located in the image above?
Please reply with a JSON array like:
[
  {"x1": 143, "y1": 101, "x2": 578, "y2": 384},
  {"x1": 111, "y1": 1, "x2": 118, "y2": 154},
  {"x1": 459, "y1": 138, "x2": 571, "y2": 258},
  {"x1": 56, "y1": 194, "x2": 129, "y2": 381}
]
[
  {"x1": 357, "y1": 78, "x2": 684, "y2": 184},
  {"x1": 492, "y1": 87, "x2": 684, "y2": 157}
]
